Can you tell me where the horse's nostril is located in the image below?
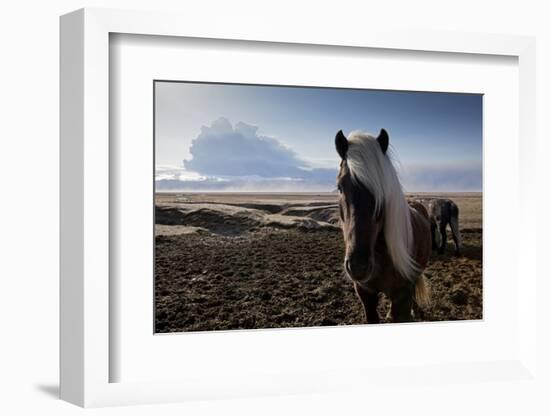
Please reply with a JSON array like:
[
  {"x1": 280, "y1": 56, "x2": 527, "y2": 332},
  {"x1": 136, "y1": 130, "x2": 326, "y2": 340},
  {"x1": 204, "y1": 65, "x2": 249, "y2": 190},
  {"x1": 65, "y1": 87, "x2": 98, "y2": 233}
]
[
  {"x1": 345, "y1": 257, "x2": 370, "y2": 280},
  {"x1": 344, "y1": 259, "x2": 352, "y2": 275}
]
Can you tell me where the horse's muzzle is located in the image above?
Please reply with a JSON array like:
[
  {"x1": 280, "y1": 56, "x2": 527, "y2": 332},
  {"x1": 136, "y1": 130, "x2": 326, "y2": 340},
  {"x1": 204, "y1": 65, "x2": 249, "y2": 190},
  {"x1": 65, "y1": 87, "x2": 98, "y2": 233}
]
[{"x1": 344, "y1": 257, "x2": 373, "y2": 283}]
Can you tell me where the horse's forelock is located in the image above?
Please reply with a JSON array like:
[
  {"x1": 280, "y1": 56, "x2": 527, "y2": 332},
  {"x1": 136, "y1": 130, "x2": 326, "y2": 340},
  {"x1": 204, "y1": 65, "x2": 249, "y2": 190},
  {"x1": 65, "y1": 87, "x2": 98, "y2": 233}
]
[{"x1": 345, "y1": 131, "x2": 418, "y2": 280}]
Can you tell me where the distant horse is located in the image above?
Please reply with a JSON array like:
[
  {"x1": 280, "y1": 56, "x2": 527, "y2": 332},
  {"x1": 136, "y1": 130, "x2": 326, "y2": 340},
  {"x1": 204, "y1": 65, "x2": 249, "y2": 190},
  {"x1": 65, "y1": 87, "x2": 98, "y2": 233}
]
[
  {"x1": 427, "y1": 199, "x2": 462, "y2": 256},
  {"x1": 335, "y1": 129, "x2": 431, "y2": 323}
]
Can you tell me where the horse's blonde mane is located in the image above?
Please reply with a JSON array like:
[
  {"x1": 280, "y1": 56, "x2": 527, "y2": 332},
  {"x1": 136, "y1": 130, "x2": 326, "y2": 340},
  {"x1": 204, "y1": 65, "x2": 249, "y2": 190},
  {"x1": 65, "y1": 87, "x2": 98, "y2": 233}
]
[{"x1": 346, "y1": 131, "x2": 417, "y2": 280}]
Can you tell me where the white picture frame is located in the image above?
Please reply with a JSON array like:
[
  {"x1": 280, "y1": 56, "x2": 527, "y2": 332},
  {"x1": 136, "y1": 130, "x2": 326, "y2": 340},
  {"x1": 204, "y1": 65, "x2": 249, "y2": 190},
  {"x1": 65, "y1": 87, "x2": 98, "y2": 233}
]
[{"x1": 60, "y1": 7, "x2": 538, "y2": 408}]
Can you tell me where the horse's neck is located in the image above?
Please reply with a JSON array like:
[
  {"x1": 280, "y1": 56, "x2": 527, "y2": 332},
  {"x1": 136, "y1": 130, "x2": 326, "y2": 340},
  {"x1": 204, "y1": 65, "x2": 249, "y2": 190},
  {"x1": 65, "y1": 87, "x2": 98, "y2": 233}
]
[{"x1": 407, "y1": 202, "x2": 431, "y2": 269}]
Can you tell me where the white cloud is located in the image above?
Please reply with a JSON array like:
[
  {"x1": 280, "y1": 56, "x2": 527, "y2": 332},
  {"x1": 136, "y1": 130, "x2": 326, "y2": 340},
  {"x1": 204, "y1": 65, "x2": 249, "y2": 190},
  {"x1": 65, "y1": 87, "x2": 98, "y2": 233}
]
[
  {"x1": 176, "y1": 118, "x2": 336, "y2": 190},
  {"x1": 184, "y1": 118, "x2": 331, "y2": 179}
]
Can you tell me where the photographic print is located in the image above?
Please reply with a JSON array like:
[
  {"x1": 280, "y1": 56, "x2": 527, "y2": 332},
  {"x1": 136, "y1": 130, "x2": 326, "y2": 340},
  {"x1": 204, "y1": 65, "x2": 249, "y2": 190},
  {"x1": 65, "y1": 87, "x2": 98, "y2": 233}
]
[{"x1": 154, "y1": 81, "x2": 482, "y2": 332}]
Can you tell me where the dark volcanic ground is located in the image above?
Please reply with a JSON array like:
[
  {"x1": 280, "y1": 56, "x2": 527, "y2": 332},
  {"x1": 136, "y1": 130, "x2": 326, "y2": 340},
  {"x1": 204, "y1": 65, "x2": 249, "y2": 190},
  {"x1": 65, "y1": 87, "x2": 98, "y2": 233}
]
[{"x1": 154, "y1": 193, "x2": 482, "y2": 333}]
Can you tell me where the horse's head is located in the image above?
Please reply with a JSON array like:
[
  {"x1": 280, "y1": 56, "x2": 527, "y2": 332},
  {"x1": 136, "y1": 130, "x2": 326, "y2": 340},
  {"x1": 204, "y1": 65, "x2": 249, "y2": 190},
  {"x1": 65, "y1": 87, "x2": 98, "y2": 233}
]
[{"x1": 335, "y1": 129, "x2": 390, "y2": 284}]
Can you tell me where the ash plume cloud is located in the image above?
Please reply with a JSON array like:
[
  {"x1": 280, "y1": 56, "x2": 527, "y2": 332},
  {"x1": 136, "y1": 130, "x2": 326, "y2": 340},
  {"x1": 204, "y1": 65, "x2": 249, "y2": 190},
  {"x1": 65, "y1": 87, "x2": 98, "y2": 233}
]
[{"x1": 181, "y1": 118, "x2": 336, "y2": 185}]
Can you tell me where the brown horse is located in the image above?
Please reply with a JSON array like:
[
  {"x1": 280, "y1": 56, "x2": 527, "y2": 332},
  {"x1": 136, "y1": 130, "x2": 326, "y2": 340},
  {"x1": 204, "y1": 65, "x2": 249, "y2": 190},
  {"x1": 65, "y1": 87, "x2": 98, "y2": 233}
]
[
  {"x1": 335, "y1": 129, "x2": 432, "y2": 323},
  {"x1": 428, "y1": 198, "x2": 462, "y2": 256}
]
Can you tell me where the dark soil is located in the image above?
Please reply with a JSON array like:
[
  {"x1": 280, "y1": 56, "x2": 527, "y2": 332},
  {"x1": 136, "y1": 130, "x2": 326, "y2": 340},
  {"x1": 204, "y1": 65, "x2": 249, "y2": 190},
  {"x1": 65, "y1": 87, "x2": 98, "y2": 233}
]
[{"x1": 155, "y1": 227, "x2": 482, "y2": 332}]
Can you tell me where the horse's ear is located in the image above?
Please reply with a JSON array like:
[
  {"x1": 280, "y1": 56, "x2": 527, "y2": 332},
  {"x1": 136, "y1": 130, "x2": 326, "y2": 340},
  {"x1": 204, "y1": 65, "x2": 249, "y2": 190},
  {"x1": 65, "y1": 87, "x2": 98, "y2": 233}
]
[
  {"x1": 377, "y1": 128, "x2": 389, "y2": 154},
  {"x1": 335, "y1": 130, "x2": 348, "y2": 160}
]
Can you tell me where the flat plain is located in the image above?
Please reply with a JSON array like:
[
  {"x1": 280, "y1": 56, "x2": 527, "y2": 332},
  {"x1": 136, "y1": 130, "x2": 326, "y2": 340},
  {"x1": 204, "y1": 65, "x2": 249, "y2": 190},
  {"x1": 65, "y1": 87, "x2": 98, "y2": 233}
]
[{"x1": 155, "y1": 192, "x2": 482, "y2": 332}]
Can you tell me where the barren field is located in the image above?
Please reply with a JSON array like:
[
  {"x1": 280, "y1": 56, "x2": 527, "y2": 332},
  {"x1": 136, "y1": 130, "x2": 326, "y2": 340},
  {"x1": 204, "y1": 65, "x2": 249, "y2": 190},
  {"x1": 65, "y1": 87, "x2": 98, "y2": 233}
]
[{"x1": 155, "y1": 192, "x2": 482, "y2": 332}]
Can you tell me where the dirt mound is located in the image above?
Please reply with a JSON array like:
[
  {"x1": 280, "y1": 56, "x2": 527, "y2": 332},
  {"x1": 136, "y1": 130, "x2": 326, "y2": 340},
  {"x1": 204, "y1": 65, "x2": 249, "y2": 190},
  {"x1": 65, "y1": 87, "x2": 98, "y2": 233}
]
[
  {"x1": 264, "y1": 213, "x2": 338, "y2": 231},
  {"x1": 156, "y1": 204, "x2": 266, "y2": 235},
  {"x1": 178, "y1": 201, "x2": 286, "y2": 214},
  {"x1": 156, "y1": 203, "x2": 338, "y2": 235},
  {"x1": 155, "y1": 224, "x2": 210, "y2": 236},
  {"x1": 281, "y1": 205, "x2": 339, "y2": 224}
]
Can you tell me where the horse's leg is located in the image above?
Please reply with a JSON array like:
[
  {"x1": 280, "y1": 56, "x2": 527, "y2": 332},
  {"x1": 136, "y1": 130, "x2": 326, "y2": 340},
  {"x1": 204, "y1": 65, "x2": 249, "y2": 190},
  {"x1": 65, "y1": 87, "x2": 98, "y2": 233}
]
[
  {"x1": 390, "y1": 289, "x2": 413, "y2": 323},
  {"x1": 354, "y1": 283, "x2": 379, "y2": 324},
  {"x1": 449, "y1": 215, "x2": 462, "y2": 256},
  {"x1": 430, "y1": 220, "x2": 438, "y2": 251},
  {"x1": 412, "y1": 299, "x2": 426, "y2": 321},
  {"x1": 438, "y1": 221, "x2": 447, "y2": 255}
]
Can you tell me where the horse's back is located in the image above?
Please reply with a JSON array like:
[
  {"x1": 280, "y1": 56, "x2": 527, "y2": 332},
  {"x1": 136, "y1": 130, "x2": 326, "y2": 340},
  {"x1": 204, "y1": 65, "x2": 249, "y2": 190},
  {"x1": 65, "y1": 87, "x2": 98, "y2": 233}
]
[
  {"x1": 409, "y1": 200, "x2": 429, "y2": 220},
  {"x1": 428, "y1": 198, "x2": 458, "y2": 222}
]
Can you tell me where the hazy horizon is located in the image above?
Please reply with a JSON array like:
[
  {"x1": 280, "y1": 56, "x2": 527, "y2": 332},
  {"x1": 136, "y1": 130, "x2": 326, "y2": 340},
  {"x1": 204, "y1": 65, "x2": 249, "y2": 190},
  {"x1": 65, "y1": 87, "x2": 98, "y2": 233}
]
[
  {"x1": 155, "y1": 82, "x2": 483, "y2": 193},
  {"x1": 155, "y1": 190, "x2": 482, "y2": 195}
]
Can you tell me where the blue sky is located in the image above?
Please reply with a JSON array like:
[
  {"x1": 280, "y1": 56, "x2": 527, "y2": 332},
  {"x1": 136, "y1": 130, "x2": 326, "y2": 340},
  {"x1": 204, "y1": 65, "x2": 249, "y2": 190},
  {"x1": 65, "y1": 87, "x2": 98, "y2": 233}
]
[{"x1": 155, "y1": 81, "x2": 482, "y2": 192}]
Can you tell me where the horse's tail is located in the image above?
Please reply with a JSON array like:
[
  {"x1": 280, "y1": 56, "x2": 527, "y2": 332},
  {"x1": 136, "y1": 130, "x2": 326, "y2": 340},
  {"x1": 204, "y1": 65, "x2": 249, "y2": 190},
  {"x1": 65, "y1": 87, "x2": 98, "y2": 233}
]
[{"x1": 414, "y1": 274, "x2": 431, "y2": 309}]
